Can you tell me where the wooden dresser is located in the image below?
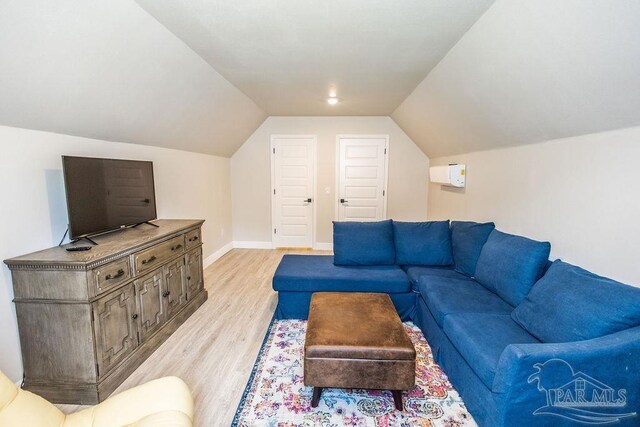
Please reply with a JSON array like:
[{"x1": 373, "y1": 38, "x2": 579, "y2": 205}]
[{"x1": 4, "y1": 219, "x2": 207, "y2": 404}]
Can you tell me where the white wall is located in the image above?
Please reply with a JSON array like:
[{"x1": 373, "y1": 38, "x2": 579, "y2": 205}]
[
  {"x1": 0, "y1": 125, "x2": 233, "y2": 383},
  {"x1": 428, "y1": 126, "x2": 640, "y2": 286},
  {"x1": 231, "y1": 117, "x2": 429, "y2": 245}
]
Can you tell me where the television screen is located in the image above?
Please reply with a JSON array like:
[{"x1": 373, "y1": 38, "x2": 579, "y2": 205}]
[{"x1": 62, "y1": 156, "x2": 157, "y2": 240}]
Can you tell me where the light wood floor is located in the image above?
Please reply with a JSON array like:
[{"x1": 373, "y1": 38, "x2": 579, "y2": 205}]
[{"x1": 57, "y1": 248, "x2": 329, "y2": 426}]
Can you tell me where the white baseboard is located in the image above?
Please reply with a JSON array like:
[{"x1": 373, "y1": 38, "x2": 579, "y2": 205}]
[
  {"x1": 203, "y1": 242, "x2": 233, "y2": 268},
  {"x1": 231, "y1": 241, "x2": 332, "y2": 250},
  {"x1": 233, "y1": 241, "x2": 274, "y2": 249},
  {"x1": 313, "y1": 242, "x2": 333, "y2": 251}
]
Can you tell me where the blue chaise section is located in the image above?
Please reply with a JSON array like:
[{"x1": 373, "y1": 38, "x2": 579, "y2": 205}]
[{"x1": 273, "y1": 254, "x2": 415, "y2": 320}]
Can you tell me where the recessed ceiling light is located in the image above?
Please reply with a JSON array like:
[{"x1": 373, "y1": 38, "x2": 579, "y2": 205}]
[{"x1": 327, "y1": 97, "x2": 340, "y2": 105}]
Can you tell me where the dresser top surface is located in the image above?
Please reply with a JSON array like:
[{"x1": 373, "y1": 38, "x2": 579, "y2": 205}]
[{"x1": 4, "y1": 219, "x2": 204, "y2": 268}]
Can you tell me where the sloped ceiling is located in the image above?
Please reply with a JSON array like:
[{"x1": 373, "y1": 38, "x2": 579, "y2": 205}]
[
  {"x1": 392, "y1": 0, "x2": 640, "y2": 158},
  {"x1": 2, "y1": 1, "x2": 639, "y2": 158},
  {"x1": 0, "y1": 0, "x2": 266, "y2": 157},
  {"x1": 133, "y1": 0, "x2": 494, "y2": 116}
]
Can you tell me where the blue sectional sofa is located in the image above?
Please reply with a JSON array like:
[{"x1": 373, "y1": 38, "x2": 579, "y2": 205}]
[{"x1": 272, "y1": 219, "x2": 640, "y2": 426}]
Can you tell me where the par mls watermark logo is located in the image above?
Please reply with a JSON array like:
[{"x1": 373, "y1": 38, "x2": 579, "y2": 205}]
[{"x1": 528, "y1": 359, "x2": 637, "y2": 424}]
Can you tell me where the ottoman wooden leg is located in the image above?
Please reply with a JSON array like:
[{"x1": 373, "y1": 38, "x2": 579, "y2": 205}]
[
  {"x1": 392, "y1": 390, "x2": 403, "y2": 411},
  {"x1": 311, "y1": 387, "x2": 323, "y2": 407}
]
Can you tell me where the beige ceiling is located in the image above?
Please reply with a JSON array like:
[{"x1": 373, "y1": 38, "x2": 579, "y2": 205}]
[
  {"x1": 0, "y1": 0, "x2": 266, "y2": 157},
  {"x1": 134, "y1": 0, "x2": 495, "y2": 116},
  {"x1": 393, "y1": 0, "x2": 640, "y2": 158},
  {"x1": 2, "y1": 1, "x2": 638, "y2": 158}
]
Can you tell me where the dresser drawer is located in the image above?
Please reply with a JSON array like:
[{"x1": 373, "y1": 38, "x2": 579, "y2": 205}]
[
  {"x1": 134, "y1": 235, "x2": 184, "y2": 274},
  {"x1": 94, "y1": 258, "x2": 131, "y2": 294},
  {"x1": 185, "y1": 229, "x2": 201, "y2": 250}
]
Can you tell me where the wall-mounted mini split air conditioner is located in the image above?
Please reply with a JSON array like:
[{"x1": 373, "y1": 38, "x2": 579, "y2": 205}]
[{"x1": 429, "y1": 164, "x2": 466, "y2": 188}]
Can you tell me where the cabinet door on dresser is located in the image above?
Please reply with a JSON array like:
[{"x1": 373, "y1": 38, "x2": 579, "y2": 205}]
[
  {"x1": 134, "y1": 268, "x2": 166, "y2": 341},
  {"x1": 164, "y1": 258, "x2": 187, "y2": 318},
  {"x1": 92, "y1": 284, "x2": 138, "y2": 377},
  {"x1": 185, "y1": 247, "x2": 204, "y2": 299}
]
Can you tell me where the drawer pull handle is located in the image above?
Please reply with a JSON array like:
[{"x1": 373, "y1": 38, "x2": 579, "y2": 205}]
[
  {"x1": 141, "y1": 255, "x2": 157, "y2": 265},
  {"x1": 132, "y1": 314, "x2": 138, "y2": 319},
  {"x1": 171, "y1": 244, "x2": 183, "y2": 251},
  {"x1": 188, "y1": 236, "x2": 199, "y2": 242},
  {"x1": 162, "y1": 291, "x2": 171, "y2": 298},
  {"x1": 105, "y1": 269, "x2": 125, "y2": 280}
]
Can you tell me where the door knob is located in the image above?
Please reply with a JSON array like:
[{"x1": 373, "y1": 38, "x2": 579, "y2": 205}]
[
  {"x1": 340, "y1": 198, "x2": 348, "y2": 204},
  {"x1": 304, "y1": 198, "x2": 312, "y2": 203}
]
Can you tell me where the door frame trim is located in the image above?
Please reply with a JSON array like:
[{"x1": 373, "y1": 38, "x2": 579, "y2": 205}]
[
  {"x1": 270, "y1": 134, "x2": 318, "y2": 249},
  {"x1": 335, "y1": 134, "x2": 390, "y2": 222}
]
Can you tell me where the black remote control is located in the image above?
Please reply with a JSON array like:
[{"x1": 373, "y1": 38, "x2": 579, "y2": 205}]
[{"x1": 66, "y1": 246, "x2": 92, "y2": 252}]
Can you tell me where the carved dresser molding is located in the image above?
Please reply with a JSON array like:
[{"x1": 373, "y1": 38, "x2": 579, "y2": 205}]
[{"x1": 4, "y1": 219, "x2": 207, "y2": 404}]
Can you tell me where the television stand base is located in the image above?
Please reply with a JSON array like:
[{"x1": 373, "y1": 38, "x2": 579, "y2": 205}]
[
  {"x1": 132, "y1": 221, "x2": 159, "y2": 228},
  {"x1": 70, "y1": 236, "x2": 98, "y2": 246}
]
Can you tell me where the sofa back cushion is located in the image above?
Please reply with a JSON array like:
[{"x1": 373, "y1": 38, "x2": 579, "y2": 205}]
[
  {"x1": 450, "y1": 221, "x2": 495, "y2": 277},
  {"x1": 512, "y1": 260, "x2": 640, "y2": 343},
  {"x1": 474, "y1": 230, "x2": 551, "y2": 306},
  {"x1": 333, "y1": 220, "x2": 395, "y2": 266},
  {"x1": 393, "y1": 221, "x2": 453, "y2": 266}
]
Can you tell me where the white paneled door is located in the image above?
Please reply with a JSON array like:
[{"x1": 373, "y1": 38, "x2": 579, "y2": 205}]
[
  {"x1": 271, "y1": 136, "x2": 316, "y2": 248},
  {"x1": 337, "y1": 135, "x2": 389, "y2": 221}
]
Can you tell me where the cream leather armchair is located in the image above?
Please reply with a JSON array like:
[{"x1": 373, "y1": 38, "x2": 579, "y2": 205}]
[{"x1": 0, "y1": 370, "x2": 194, "y2": 426}]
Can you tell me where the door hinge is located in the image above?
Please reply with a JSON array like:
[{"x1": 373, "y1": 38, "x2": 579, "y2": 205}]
[
  {"x1": 273, "y1": 148, "x2": 275, "y2": 154},
  {"x1": 96, "y1": 364, "x2": 100, "y2": 377},
  {"x1": 384, "y1": 148, "x2": 387, "y2": 154},
  {"x1": 90, "y1": 309, "x2": 94, "y2": 322},
  {"x1": 383, "y1": 190, "x2": 386, "y2": 196},
  {"x1": 273, "y1": 189, "x2": 276, "y2": 195},
  {"x1": 137, "y1": 331, "x2": 141, "y2": 344},
  {"x1": 274, "y1": 228, "x2": 277, "y2": 234}
]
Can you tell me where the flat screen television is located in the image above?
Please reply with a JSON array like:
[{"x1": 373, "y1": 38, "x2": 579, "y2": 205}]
[{"x1": 62, "y1": 156, "x2": 157, "y2": 240}]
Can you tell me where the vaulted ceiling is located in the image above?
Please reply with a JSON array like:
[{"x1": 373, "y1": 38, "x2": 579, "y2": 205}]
[
  {"x1": 133, "y1": 0, "x2": 494, "y2": 116},
  {"x1": 392, "y1": 0, "x2": 640, "y2": 158},
  {"x1": 1, "y1": 1, "x2": 639, "y2": 158},
  {"x1": 0, "y1": 0, "x2": 266, "y2": 157}
]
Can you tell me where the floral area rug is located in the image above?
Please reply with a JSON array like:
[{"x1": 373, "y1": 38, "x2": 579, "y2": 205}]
[{"x1": 232, "y1": 319, "x2": 476, "y2": 426}]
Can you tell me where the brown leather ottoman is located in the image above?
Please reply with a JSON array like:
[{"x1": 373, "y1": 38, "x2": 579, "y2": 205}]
[{"x1": 304, "y1": 292, "x2": 416, "y2": 411}]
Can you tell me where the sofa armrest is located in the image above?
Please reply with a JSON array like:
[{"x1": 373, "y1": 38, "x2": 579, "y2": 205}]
[{"x1": 492, "y1": 326, "x2": 640, "y2": 426}]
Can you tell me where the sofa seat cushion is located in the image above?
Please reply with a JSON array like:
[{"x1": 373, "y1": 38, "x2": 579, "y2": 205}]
[
  {"x1": 443, "y1": 314, "x2": 540, "y2": 389},
  {"x1": 450, "y1": 221, "x2": 495, "y2": 277},
  {"x1": 273, "y1": 255, "x2": 410, "y2": 293},
  {"x1": 512, "y1": 260, "x2": 640, "y2": 343},
  {"x1": 417, "y1": 276, "x2": 514, "y2": 327},
  {"x1": 333, "y1": 220, "x2": 395, "y2": 266},
  {"x1": 475, "y1": 230, "x2": 551, "y2": 307},
  {"x1": 404, "y1": 266, "x2": 472, "y2": 290},
  {"x1": 65, "y1": 376, "x2": 194, "y2": 427},
  {"x1": 393, "y1": 220, "x2": 453, "y2": 266}
]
